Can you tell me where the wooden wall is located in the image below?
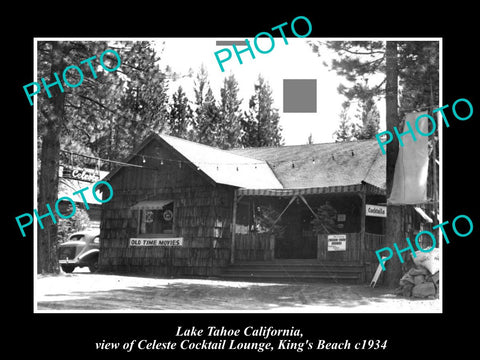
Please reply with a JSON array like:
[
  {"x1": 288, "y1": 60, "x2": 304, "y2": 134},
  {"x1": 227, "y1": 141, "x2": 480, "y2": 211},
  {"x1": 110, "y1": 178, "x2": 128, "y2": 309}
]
[
  {"x1": 364, "y1": 232, "x2": 385, "y2": 283},
  {"x1": 234, "y1": 233, "x2": 274, "y2": 261},
  {"x1": 99, "y1": 139, "x2": 233, "y2": 277},
  {"x1": 317, "y1": 233, "x2": 361, "y2": 262},
  {"x1": 317, "y1": 232, "x2": 384, "y2": 282}
]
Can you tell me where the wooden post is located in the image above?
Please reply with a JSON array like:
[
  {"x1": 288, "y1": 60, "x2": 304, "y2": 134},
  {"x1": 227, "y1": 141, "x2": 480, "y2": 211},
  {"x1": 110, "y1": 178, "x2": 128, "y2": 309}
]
[
  {"x1": 230, "y1": 190, "x2": 238, "y2": 264},
  {"x1": 384, "y1": 40, "x2": 403, "y2": 287},
  {"x1": 360, "y1": 189, "x2": 366, "y2": 282}
]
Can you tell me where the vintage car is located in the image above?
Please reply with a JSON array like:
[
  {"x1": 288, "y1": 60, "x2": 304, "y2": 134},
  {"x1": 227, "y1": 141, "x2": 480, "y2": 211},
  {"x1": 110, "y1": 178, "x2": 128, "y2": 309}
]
[{"x1": 58, "y1": 231, "x2": 100, "y2": 273}]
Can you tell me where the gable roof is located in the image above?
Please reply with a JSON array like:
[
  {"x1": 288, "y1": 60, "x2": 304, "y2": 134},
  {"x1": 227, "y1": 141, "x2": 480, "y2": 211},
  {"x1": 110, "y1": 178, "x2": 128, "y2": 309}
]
[
  {"x1": 102, "y1": 133, "x2": 283, "y2": 190},
  {"x1": 227, "y1": 139, "x2": 386, "y2": 191},
  {"x1": 102, "y1": 134, "x2": 385, "y2": 193}
]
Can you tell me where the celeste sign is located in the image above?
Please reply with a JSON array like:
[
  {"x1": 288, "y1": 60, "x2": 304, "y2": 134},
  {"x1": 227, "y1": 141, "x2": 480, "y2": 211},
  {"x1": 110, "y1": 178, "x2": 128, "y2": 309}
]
[
  {"x1": 366, "y1": 204, "x2": 387, "y2": 218},
  {"x1": 61, "y1": 166, "x2": 100, "y2": 183}
]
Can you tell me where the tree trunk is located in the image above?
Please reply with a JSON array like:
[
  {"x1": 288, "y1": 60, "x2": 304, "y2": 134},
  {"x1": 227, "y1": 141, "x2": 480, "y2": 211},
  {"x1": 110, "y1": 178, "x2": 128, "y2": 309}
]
[
  {"x1": 37, "y1": 41, "x2": 68, "y2": 274},
  {"x1": 384, "y1": 41, "x2": 404, "y2": 287}
]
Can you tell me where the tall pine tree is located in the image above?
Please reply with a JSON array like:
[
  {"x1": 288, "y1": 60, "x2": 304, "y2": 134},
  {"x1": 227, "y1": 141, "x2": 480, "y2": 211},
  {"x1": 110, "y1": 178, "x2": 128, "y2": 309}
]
[
  {"x1": 241, "y1": 75, "x2": 283, "y2": 147},
  {"x1": 333, "y1": 104, "x2": 355, "y2": 142},
  {"x1": 352, "y1": 97, "x2": 380, "y2": 140},
  {"x1": 218, "y1": 74, "x2": 243, "y2": 149},
  {"x1": 168, "y1": 86, "x2": 194, "y2": 139},
  {"x1": 37, "y1": 40, "x2": 121, "y2": 273},
  {"x1": 36, "y1": 40, "x2": 171, "y2": 273},
  {"x1": 310, "y1": 40, "x2": 439, "y2": 286},
  {"x1": 117, "y1": 41, "x2": 170, "y2": 152},
  {"x1": 192, "y1": 65, "x2": 223, "y2": 146}
]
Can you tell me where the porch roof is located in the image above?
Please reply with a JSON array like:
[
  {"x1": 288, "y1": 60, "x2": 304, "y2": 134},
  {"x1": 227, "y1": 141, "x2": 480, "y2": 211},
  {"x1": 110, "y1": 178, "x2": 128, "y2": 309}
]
[{"x1": 236, "y1": 182, "x2": 385, "y2": 197}]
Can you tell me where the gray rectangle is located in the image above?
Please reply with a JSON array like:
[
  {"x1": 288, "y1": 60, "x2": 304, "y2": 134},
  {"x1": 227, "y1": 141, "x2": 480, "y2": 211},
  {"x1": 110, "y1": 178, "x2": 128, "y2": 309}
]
[
  {"x1": 216, "y1": 40, "x2": 247, "y2": 46},
  {"x1": 283, "y1": 79, "x2": 317, "y2": 113}
]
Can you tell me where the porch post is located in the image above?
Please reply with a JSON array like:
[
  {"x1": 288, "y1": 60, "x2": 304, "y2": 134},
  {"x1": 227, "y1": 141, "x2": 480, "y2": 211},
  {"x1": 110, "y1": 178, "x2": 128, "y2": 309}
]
[
  {"x1": 360, "y1": 187, "x2": 367, "y2": 281},
  {"x1": 230, "y1": 190, "x2": 238, "y2": 264}
]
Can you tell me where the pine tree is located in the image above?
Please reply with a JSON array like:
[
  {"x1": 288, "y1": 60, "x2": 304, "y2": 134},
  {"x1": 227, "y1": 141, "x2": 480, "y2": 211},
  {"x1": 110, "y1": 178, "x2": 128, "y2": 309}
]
[
  {"x1": 333, "y1": 105, "x2": 354, "y2": 142},
  {"x1": 168, "y1": 86, "x2": 194, "y2": 139},
  {"x1": 36, "y1": 40, "x2": 171, "y2": 273},
  {"x1": 309, "y1": 40, "x2": 439, "y2": 115},
  {"x1": 352, "y1": 97, "x2": 380, "y2": 140},
  {"x1": 192, "y1": 65, "x2": 223, "y2": 146},
  {"x1": 117, "y1": 41, "x2": 170, "y2": 152},
  {"x1": 218, "y1": 74, "x2": 243, "y2": 149},
  {"x1": 59, "y1": 41, "x2": 170, "y2": 165},
  {"x1": 241, "y1": 75, "x2": 283, "y2": 147},
  {"x1": 310, "y1": 40, "x2": 439, "y2": 287}
]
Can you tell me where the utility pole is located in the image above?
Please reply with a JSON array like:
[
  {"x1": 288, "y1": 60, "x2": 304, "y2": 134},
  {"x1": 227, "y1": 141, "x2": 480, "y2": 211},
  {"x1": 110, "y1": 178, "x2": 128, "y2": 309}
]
[{"x1": 384, "y1": 41, "x2": 403, "y2": 287}]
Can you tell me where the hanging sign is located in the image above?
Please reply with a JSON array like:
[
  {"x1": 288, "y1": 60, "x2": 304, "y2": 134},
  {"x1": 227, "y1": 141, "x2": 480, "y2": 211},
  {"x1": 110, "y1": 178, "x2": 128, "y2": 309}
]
[
  {"x1": 366, "y1": 204, "x2": 387, "y2": 218},
  {"x1": 61, "y1": 166, "x2": 100, "y2": 183},
  {"x1": 328, "y1": 234, "x2": 346, "y2": 251}
]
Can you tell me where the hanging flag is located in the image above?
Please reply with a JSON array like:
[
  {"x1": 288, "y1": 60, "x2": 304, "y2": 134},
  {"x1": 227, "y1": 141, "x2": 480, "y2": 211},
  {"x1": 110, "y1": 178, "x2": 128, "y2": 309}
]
[{"x1": 388, "y1": 111, "x2": 429, "y2": 204}]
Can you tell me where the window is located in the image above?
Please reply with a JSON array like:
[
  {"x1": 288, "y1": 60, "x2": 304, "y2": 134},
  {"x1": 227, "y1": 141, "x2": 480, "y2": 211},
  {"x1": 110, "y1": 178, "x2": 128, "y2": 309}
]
[{"x1": 138, "y1": 202, "x2": 174, "y2": 235}]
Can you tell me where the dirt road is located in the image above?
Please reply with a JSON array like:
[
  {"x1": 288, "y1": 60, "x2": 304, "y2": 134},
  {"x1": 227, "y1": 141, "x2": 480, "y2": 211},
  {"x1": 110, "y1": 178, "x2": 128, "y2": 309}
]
[{"x1": 36, "y1": 272, "x2": 441, "y2": 312}]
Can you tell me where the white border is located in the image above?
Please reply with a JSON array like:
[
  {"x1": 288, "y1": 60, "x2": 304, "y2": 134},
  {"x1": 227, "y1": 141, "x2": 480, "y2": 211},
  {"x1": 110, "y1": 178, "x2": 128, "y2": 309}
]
[{"x1": 33, "y1": 37, "x2": 443, "y2": 314}]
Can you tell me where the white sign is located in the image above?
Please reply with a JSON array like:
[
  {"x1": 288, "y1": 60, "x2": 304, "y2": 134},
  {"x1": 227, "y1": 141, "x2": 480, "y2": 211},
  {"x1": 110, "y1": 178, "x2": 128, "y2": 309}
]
[
  {"x1": 129, "y1": 238, "x2": 183, "y2": 247},
  {"x1": 61, "y1": 165, "x2": 100, "y2": 183},
  {"x1": 328, "y1": 234, "x2": 346, "y2": 251},
  {"x1": 366, "y1": 204, "x2": 387, "y2": 218}
]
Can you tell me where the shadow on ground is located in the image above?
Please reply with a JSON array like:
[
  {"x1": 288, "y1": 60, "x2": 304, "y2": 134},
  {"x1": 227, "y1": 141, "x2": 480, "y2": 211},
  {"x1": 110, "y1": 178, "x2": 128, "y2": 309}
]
[{"x1": 37, "y1": 277, "x2": 400, "y2": 311}]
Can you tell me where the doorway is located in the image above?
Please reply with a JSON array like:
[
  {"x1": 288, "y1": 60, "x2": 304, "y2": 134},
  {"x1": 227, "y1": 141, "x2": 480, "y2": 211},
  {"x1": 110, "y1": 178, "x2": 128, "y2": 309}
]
[{"x1": 274, "y1": 202, "x2": 317, "y2": 259}]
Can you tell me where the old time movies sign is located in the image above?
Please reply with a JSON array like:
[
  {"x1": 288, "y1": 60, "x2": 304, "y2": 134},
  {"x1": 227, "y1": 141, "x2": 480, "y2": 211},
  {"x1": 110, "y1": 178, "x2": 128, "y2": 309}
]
[
  {"x1": 328, "y1": 234, "x2": 346, "y2": 251},
  {"x1": 129, "y1": 238, "x2": 183, "y2": 247}
]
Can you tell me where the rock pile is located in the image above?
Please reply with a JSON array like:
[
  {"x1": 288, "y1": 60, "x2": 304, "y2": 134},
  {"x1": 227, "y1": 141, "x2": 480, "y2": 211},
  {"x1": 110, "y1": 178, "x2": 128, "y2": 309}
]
[{"x1": 395, "y1": 248, "x2": 439, "y2": 298}]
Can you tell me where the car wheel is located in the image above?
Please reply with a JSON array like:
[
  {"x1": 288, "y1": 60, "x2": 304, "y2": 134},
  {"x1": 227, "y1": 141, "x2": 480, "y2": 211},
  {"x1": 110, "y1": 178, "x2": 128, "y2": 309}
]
[
  {"x1": 88, "y1": 261, "x2": 99, "y2": 273},
  {"x1": 61, "y1": 265, "x2": 75, "y2": 273}
]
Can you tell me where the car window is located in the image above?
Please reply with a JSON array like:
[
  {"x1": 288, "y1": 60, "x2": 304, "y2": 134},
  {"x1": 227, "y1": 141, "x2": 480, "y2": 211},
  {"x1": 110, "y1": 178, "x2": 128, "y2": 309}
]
[
  {"x1": 93, "y1": 237, "x2": 100, "y2": 244},
  {"x1": 68, "y1": 234, "x2": 86, "y2": 242}
]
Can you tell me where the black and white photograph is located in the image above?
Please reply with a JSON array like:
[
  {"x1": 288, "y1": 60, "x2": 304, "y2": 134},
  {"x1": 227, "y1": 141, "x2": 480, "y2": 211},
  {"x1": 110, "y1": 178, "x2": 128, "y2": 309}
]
[
  {"x1": 9, "y1": 6, "x2": 479, "y2": 358},
  {"x1": 32, "y1": 36, "x2": 442, "y2": 313}
]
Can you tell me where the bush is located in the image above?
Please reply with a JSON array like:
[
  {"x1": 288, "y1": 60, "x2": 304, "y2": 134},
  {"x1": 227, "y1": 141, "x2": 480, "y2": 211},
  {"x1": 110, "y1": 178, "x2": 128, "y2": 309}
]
[{"x1": 57, "y1": 204, "x2": 91, "y2": 243}]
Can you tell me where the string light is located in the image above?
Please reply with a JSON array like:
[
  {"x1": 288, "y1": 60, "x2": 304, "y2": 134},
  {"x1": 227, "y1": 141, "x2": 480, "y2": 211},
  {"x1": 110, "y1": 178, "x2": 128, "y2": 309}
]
[
  {"x1": 60, "y1": 148, "x2": 368, "y2": 173},
  {"x1": 60, "y1": 149, "x2": 144, "y2": 169}
]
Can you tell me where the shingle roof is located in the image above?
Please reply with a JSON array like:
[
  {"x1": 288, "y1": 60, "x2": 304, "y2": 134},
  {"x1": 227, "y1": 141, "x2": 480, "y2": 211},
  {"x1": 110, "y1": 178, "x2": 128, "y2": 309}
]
[
  {"x1": 227, "y1": 139, "x2": 386, "y2": 190},
  {"x1": 103, "y1": 134, "x2": 385, "y2": 192}
]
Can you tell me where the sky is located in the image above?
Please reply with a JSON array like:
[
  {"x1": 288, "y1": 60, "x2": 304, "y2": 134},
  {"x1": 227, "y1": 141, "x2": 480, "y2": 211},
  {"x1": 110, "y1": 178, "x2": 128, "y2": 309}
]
[{"x1": 154, "y1": 38, "x2": 386, "y2": 146}]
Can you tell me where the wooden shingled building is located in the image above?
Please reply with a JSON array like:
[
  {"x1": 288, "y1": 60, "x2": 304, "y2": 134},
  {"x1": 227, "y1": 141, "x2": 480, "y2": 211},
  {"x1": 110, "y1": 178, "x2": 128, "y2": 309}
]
[{"x1": 98, "y1": 133, "x2": 386, "y2": 282}]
